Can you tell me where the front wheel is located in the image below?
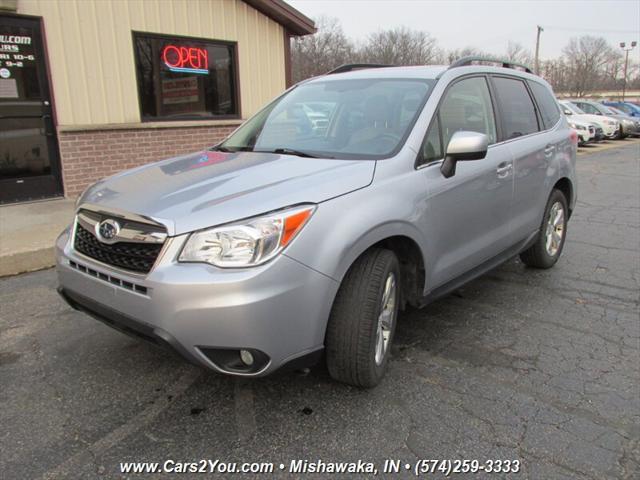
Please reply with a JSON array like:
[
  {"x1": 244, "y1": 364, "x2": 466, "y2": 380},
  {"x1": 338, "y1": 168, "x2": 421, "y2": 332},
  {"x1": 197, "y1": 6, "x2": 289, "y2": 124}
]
[
  {"x1": 520, "y1": 189, "x2": 568, "y2": 269},
  {"x1": 325, "y1": 248, "x2": 400, "y2": 388}
]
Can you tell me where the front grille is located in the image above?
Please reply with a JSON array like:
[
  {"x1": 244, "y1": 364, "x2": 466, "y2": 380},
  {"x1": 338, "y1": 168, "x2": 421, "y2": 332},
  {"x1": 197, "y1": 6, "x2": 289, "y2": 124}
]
[{"x1": 74, "y1": 224, "x2": 163, "y2": 274}]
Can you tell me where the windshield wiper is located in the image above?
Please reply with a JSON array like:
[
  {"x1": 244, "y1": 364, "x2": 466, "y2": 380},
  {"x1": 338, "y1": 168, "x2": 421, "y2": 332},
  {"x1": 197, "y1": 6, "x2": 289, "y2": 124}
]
[
  {"x1": 263, "y1": 148, "x2": 322, "y2": 158},
  {"x1": 210, "y1": 145, "x2": 254, "y2": 152},
  {"x1": 213, "y1": 146, "x2": 328, "y2": 158}
]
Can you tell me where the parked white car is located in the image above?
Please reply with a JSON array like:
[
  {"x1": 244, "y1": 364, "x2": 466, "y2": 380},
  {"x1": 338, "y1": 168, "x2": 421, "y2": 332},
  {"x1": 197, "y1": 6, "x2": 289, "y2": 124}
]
[
  {"x1": 559, "y1": 100, "x2": 619, "y2": 139},
  {"x1": 567, "y1": 118, "x2": 596, "y2": 145}
]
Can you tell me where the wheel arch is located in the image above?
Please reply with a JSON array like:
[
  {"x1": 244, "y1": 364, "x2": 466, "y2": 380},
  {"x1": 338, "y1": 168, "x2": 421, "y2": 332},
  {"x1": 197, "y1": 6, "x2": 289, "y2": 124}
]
[
  {"x1": 372, "y1": 235, "x2": 426, "y2": 309},
  {"x1": 335, "y1": 226, "x2": 428, "y2": 310},
  {"x1": 553, "y1": 177, "x2": 574, "y2": 217}
]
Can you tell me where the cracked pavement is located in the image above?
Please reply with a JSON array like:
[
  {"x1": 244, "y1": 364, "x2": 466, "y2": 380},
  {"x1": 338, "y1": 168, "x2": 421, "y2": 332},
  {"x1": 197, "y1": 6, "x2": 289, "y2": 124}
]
[{"x1": 1, "y1": 141, "x2": 639, "y2": 479}]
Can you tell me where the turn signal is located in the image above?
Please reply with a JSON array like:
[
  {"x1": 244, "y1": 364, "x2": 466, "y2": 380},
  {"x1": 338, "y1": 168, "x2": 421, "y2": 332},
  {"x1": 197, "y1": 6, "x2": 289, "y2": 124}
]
[{"x1": 281, "y1": 208, "x2": 314, "y2": 247}]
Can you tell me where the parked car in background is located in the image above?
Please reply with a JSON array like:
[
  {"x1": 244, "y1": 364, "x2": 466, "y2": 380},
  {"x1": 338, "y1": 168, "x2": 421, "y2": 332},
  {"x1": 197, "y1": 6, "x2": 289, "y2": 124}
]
[
  {"x1": 57, "y1": 59, "x2": 577, "y2": 387},
  {"x1": 604, "y1": 106, "x2": 640, "y2": 136},
  {"x1": 568, "y1": 99, "x2": 639, "y2": 138},
  {"x1": 591, "y1": 125, "x2": 605, "y2": 142},
  {"x1": 559, "y1": 100, "x2": 619, "y2": 139},
  {"x1": 567, "y1": 118, "x2": 597, "y2": 145},
  {"x1": 602, "y1": 101, "x2": 640, "y2": 118}
]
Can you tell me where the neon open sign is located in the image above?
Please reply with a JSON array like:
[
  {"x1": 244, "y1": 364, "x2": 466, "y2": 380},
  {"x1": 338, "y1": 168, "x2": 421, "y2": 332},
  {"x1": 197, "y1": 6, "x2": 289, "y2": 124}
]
[{"x1": 162, "y1": 45, "x2": 209, "y2": 74}]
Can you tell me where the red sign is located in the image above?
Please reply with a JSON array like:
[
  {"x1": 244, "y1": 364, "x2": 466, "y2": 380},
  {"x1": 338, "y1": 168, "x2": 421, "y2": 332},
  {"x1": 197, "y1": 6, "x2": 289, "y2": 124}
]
[{"x1": 162, "y1": 45, "x2": 208, "y2": 74}]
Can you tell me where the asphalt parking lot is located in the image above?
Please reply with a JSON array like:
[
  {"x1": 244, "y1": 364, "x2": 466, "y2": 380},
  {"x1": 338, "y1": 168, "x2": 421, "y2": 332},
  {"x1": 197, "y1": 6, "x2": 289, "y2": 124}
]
[{"x1": 1, "y1": 140, "x2": 639, "y2": 479}]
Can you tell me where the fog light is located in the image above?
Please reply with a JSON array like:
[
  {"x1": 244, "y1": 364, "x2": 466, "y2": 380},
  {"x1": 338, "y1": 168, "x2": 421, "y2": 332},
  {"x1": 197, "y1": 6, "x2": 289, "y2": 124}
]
[
  {"x1": 199, "y1": 347, "x2": 269, "y2": 374},
  {"x1": 240, "y1": 349, "x2": 254, "y2": 366}
]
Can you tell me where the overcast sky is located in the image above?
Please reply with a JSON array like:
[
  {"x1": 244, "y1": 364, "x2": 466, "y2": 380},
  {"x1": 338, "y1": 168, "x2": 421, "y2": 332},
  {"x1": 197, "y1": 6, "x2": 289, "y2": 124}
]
[{"x1": 288, "y1": 0, "x2": 640, "y2": 60}]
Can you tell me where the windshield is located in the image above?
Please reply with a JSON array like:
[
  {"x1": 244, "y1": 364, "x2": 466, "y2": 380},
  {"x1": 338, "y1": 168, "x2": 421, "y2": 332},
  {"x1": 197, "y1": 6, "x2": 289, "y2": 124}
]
[
  {"x1": 562, "y1": 102, "x2": 585, "y2": 114},
  {"x1": 597, "y1": 104, "x2": 616, "y2": 115},
  {"x1": 624, "y1": 103, "x2": 640, "y2": 113},
  {"x1": 607, "y1": 106, "x2": 625, "y2": 115},
  {"x1": 220, "y1": 78, "x2": 435, "y2": 159}
]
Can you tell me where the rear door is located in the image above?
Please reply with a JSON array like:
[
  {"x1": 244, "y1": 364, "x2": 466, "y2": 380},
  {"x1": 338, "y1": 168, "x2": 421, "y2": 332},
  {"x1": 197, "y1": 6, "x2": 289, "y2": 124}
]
[
  {"x1": 0, "y1": 14, "x2": 62, "y2": 204},
  {"x1": 490, "y1": 76, "x2": 557, "y2": 241},
  {"x1": 417, "y1": 75, "x2": 514, "y2": 288}
]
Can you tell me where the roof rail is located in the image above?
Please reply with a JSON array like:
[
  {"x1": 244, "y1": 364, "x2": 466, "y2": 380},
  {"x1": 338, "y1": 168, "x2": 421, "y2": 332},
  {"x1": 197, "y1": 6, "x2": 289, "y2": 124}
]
[
  {"x1": 326, "y1": 63, "x2": 393, "y2": 75},
  {"x1": 449, "y1": 56, "x2": 534, "y2": 74}
]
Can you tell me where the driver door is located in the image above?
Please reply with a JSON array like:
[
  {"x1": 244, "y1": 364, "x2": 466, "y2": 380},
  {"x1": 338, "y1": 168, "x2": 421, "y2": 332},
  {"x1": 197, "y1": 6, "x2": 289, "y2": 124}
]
[{"x1": 417, "y1": 76, "x2": 514, "y2": 289}]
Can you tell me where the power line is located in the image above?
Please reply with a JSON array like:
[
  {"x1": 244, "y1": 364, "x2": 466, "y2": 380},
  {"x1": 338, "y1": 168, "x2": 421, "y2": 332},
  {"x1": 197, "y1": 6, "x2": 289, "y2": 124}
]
[{"x1": 544, "y1": 26, "x2": 640, "y2": 34}]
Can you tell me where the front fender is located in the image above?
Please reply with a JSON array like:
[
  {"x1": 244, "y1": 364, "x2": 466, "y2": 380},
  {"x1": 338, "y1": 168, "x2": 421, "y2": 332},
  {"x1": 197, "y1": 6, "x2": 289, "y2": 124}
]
[{"x1": 284, "y1": 176, "x2": 429, "y2": 285}]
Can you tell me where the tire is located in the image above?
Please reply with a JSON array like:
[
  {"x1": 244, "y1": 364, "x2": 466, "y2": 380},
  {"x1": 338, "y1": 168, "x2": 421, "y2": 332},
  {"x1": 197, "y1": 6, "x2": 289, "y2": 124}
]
[
  {"x1": 520, "y1": 189, "x2": 568, "y2": 269},
  {"x1": 325, "y1": 248, "x2": 400, "y2": 388}
]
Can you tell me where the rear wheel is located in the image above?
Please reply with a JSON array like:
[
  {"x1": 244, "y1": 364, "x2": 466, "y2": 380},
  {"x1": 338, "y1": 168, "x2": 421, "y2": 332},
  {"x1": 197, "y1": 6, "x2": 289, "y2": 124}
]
[
  {"x1": 520, "y1": 189, "x2": 568, "y2": 269},
  {"x1": 325, "y1": 248, "x2": 399, "y2": 388}
]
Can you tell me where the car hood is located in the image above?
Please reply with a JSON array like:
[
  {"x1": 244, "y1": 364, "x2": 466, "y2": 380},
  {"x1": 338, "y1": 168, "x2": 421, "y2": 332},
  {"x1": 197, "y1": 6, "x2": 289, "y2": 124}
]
[
  {"x1": 569, "y1": 113, "x2": 617, "y2": 128},
  {"x1": 567, "y1": 119, "x2": 592, "y2": 128},
  {"x1": 610, "y1": 114, "x2": 638, "y2": 123},
  {"x1": 79, "y1": 150, "x2": 375, "y2": 235}
]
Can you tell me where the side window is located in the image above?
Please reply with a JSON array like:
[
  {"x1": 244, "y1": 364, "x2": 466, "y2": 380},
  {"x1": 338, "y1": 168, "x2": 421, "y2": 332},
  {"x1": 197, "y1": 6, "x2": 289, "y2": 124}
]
[
  {"x1": 492, "y1": 77, "x2": 540, "y2": 139},
  {"x1": 421, "y1": 116, "x2": 443, "y2": 163},
  {"x1": 529, "y1": 81, "x2": 561, "y2": 129},
  {"x1": 438, "y1": 76, "x2": 497, "y2": 149}
]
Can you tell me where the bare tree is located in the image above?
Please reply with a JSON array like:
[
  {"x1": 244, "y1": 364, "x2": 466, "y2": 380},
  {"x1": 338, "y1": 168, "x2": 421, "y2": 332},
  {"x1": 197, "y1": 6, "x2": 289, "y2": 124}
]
[
  {"x1": 446, "y1": 47, "x2": 487, "y2": 64},
  {"x1": 505, "y1": 41, "x2": 533, "y2": 67},
  {"x1": 601, "y1": 50, "x2": 624, "y2": 90},
  {"x1": 359, "y1": 27, "x2": 443, "y2": 65},
  {"x1": 290, "y1": 19, "x2": 639, "y2": 96},
  {"x1": 540, "y1": 58, "x2": 570, "y2": 92},
  {"x1": 290, "y1": 16, "x2": 355, "y2": 83},
  {"x1": 562, "y1": 36, "x2": 615, "y2": 96}
]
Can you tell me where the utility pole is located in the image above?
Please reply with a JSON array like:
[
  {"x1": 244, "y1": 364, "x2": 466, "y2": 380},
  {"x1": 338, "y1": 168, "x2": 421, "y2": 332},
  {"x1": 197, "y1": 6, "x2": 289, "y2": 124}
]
[
  {"x1": 534, "y1": 25, "x2": 543, "y2": 74},
  {"x1": 619, "y1": 41, "x2": 637, "y2": 101}
]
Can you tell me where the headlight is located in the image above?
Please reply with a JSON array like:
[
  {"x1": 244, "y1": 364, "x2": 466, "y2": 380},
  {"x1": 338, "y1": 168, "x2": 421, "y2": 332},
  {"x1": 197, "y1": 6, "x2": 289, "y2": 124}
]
[
  {"x1": 571, "y1": 124, "x2": 586, "y2": 131},
  {"x1": 179, "y1": 205, "x2": 315, "y2": 267}
]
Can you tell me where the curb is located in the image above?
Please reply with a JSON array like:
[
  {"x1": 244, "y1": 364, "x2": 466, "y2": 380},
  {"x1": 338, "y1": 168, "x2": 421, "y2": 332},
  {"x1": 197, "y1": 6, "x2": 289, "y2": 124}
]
[{"x1": 0, "y1": 247, "x2": 55, "y2": 277}]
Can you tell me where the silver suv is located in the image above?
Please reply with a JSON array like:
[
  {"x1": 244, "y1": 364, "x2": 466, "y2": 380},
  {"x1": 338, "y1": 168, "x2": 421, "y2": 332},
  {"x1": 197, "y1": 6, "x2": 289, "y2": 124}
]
[{"x1": 56, "y1": 58, "x2": 577, "y2": 387}]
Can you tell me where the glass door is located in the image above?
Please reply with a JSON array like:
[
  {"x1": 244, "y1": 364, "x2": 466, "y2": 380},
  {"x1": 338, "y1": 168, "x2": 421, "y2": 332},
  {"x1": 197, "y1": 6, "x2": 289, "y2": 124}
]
[{"x1": 0, "y1": 14, "x2": 63, "y2": 204}]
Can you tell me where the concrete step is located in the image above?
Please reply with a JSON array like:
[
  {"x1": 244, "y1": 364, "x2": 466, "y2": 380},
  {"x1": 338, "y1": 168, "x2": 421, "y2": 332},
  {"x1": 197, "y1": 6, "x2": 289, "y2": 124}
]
[{"x1": 0, "y1": 198, "x2": 75, "y2": 277}]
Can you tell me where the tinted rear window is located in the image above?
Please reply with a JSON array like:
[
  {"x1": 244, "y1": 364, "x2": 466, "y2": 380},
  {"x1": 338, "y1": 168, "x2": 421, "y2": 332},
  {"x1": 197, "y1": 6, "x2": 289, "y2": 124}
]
[
  {"x1": 492, "y1": 77, "x2": 540, "y2": 140},
  {"x1": 529, "y1": 81, "x2": 561, "y2": 129}
]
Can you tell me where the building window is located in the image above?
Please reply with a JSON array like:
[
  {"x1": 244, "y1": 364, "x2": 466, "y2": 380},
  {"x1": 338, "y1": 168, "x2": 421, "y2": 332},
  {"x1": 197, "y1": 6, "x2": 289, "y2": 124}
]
[{"x1": 133, "y1": 32, "x2": 239, "y2": 121}]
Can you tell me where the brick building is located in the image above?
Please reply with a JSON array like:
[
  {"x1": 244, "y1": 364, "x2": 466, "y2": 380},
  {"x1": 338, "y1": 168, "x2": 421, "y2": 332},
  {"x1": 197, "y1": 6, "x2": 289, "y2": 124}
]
[{"x1": 0, "y1": 0, "x2": 315, "y2": 203}]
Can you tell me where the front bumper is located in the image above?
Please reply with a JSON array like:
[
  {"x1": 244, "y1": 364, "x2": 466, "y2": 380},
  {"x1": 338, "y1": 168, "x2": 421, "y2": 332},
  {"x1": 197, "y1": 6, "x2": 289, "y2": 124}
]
[
  {"x1": 576, "y1": 130, "x2": 591, "y2": 144},
  {"x1": 603, "y1": 124, "x2": 619, "y2": 138},
  {"x1": 56, "y1": 228, "x2": 339, "y2": 376},
  {"x1": 622, "y1": 122, "x2": 640, "y2": 136}
]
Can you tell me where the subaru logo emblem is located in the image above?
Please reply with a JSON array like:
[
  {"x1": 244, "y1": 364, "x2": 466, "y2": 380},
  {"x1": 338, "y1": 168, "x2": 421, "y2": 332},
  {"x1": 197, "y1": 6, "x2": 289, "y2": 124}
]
[{"x1": 96, "y1": 219, "x2": 120, "y2": 243}]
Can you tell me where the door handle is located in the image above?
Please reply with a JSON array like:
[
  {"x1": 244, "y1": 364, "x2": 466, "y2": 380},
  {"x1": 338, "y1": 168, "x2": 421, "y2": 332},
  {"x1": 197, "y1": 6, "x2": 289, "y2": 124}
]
[
  {"x1": 43, "y1": 114, "x2": 55, "y2": 137},
  {"x1": 496, "y1": 162, "x2": 513, "y2": 178},
  {"x1": 544, "y1": 144, "x2": 555, "y2": 156}
]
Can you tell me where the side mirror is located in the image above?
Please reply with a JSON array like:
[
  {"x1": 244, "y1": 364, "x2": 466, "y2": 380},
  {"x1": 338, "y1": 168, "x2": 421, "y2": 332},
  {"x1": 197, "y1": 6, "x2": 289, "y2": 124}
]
[{"x1": 441, "y1": 131, "x2": 488, "y2": 179}]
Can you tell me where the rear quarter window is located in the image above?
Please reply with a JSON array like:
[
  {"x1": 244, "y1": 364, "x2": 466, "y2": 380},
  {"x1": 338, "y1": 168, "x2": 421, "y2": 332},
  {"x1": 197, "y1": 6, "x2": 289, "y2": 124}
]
[{"x1": 529, "y1": 81, "x2": 561, "y2": 129}]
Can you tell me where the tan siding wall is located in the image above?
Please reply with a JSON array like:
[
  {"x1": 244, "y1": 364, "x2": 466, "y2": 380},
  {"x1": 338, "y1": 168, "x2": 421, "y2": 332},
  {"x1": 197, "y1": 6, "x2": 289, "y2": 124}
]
[{"x1": 17, "y1": 0, "x2": 286, "y2": 126}]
